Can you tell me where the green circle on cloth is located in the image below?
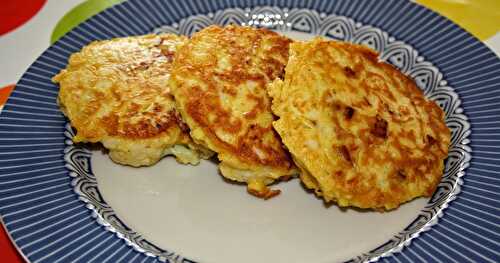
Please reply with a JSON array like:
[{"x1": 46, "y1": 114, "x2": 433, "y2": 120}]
[{"x1": 50, "y1": 0, "x2": 123, "y2": 44}]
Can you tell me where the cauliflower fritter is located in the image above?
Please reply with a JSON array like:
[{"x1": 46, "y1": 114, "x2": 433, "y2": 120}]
[
  {"x1": 268, "y1": 38, "x2": 450, "y2": 210},
  {"x1": 53, "y1": 34, "x2": 212, "y2": 167},
  {"x1": 170, "y1": 25, "x2": 297, "y2": 198}
]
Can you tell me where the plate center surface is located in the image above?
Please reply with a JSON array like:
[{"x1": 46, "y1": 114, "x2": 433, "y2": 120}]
[{"x1": 92, "y1": 150, "x2": 427, "y2": 263}]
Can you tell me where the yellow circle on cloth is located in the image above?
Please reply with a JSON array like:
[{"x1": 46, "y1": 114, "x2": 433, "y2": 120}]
[{"x1": 417, "y1": 0, "x2": 500, "y2": 40}]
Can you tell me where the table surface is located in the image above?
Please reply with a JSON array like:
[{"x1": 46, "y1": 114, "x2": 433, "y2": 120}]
[{"x1": 1, "y1": 0, "x2": 499, "y2": 262}]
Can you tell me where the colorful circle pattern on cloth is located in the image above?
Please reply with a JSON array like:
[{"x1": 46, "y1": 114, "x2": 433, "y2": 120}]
[{"x1": 0, "y1": 1, "x2": 499, "y2": 263}]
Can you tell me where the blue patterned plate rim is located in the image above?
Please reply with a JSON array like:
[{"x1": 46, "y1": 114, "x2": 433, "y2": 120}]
[{"x1": 0, "y1": 0, "x2": 499, "y2": 263}]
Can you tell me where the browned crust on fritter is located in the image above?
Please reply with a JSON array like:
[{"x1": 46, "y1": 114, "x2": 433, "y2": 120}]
[
  {"x1": 269, "y1": 38, "x2": 451, "y2": 209},
  {"x1": 184, "y1": 89, "x2": 292, "y2": 168},
  {"x1": 98, "y1": 102, "x2": 185, "y2": 140},
  {"x1": 53, "y1": 34, "x2": 211, "y2": 166},
  {"x1": 54, "y1": 34, "x2": 189, "y2": 142},
  {"x1": 171, "y1": 25, "x2": 294, "y2": 171},
  {"x1": 247, "y1": 187, "x2": 281, "y2": 200}
]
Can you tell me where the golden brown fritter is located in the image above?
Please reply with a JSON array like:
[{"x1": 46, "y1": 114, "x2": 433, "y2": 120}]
[
  {"x1": 53, "y1": 34, "x2": 212, "y2": 167},
  {"x1": 268, "y1": 38, "x2": 450, "y2": 210},
  {"x1": 170, "y1": 25, "x2": 297, "y2": 198}
]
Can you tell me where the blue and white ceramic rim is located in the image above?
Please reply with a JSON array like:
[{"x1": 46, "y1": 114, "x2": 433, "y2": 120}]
[{"x1": 0, "y1": 1, "x2": 498, "y2": 263}]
